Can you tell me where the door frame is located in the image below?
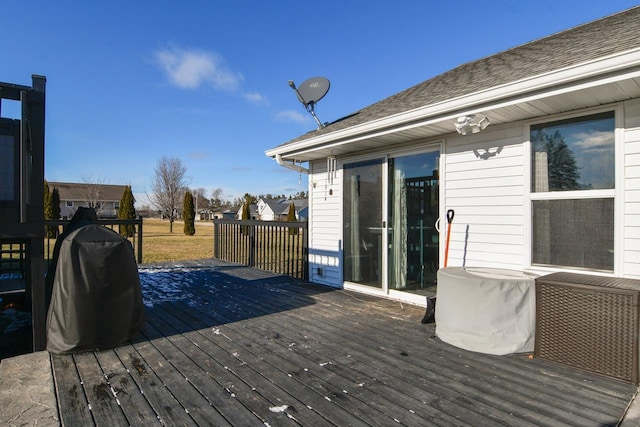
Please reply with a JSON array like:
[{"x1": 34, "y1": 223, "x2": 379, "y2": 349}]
[
  {"x1": 339, "y1": 152, "x2": 388, "y2": 297},
  {"x1": 339, "y1": 141, "x2": 444, "y2": 305}
]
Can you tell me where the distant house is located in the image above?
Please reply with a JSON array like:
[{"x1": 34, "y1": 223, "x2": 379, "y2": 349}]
[
  {"x1": 257, "y1": 198, "x2": 308, "y2": 221},
  {"x1": 198, "y1": 209, "x2": 213, "y2": 221},
  {"x1": 293, "y1": 200, "x2": 309, "y2": 221},
  {"x1": 216, "y1": 209, "x2": 237, "y2": 220},
  {"x1": 235, "y1": 203, "x2": 259, "y2": 220},
  {"x1": 204, "y1": 209, "x2": 236, "y2": 220},
  {"x1": 266, "y1": 7, "x2": 640, "y2": 305},
  {"x1": 48, "y1": 182, "x2": 127, "y2": 219},
  {"x1": 136, "y1": 207, "x2": 153, "y2": 218}
]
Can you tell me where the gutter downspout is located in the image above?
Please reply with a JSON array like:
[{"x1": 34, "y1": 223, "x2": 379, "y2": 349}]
[{"x1": 275, "y1": 154, "x2": 309, "y2": 174}]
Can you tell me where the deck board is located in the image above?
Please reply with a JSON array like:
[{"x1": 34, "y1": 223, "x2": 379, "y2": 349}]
[
  {"x1": 73, "y1": 351, "x2": 129, "y2": 425},
  {"x1": 113, "y1": 343, "x2": 199, "y2": 426},
  {"x1": 179, "y1": 297, "x2": 506, "y2": 426},
  {"x1": 144, "y1": 308, "x2": 307, "y2": 426},
  {"x1": 38, "y1": 259, "x2": 640, "y2": 426},
  {"x1": 181, "y1": 276, "x2": 545, "y2": 426},
  {"x1": 166, "y1": 299, "x2": 479, "y2": 427},
  {"x1": 178, "y1": 272, "x2": 588, "y2": 425},
  {"x1": 92, "y1": 349, "x2": 159, "y2": 425},
  {"x1": 153, "y1": 302, "x2": 396, "y2": 426},
  {"x1": 141, "y1": 318, "x2": 280, "y2": 426},
  {"x1": 51, "y1": 354, "x2": 94, "y2": 426}
]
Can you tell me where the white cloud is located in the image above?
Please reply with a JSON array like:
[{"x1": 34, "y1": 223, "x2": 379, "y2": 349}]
[
  {"x1": 188, "y1": 151, "x2": 210, "y2": 160},
  {"x1": 573, "y1": 131, "x2": 614, "y2": 153},
  {"x1": 155, "y1": 45, "x2": 242, "y2": 91},
  {"x1": 243, "y1": 91, "x2": 268, "y2": 105},
  {"x1": 276, "y1": 109, "x2": 310, "y2": 124}
]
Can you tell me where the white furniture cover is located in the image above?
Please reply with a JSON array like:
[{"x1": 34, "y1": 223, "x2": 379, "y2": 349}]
[{"x1": 435, "y1": 267, "x2": 537, "y2": 355}]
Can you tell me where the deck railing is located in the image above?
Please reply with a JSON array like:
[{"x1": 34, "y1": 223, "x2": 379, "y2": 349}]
[
  {"x1": 0, "y1": 240, "x2": 29, "y2": 295},
  {"x1": 2, "y1": 218, "x2": 142, "y2": 296},
  {"x1": 44, "y1": 218, "x2": 143, "y2": 265},
  {"x1": 213, "y1": 219, "x2": 308, "y2": 280}
]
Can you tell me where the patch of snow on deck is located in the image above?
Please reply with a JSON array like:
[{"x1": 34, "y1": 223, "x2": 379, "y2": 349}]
[
  {"x1": 138, "y1": 265, "x2": 215, "y2": 307},
  {"x1": 0, "y1": 308, "x2": 32, "y2": 333}
]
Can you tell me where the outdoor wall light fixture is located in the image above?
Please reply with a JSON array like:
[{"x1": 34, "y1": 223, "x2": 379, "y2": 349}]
[{"x1": 454, "y1": 115, "x2": 490, "y2": 135}]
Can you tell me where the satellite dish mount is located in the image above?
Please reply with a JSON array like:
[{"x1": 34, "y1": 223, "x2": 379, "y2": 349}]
[{"x1": 288, "y1": 77, "x2": 330, "y2": 129}]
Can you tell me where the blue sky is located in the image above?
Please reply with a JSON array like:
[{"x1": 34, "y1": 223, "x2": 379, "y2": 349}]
[{"x1": 2, "y1": 1, "x2": 637, "y2": 206}]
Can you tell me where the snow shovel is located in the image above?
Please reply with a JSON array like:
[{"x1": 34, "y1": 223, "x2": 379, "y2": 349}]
[{"x1": 443, "y1": 209, "x2": 455, "y2": 268}]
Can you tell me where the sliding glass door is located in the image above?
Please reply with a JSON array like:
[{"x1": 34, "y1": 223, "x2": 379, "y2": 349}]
[
  {"x1": 342, "y1": 148, "x2": 440, "y2": 296},
  {"x1": 388, "y1": 151, "x2": 440, "y2": 295},
  {"x1": 343, "y1": 158, "x2": 384, "y2": 288}
]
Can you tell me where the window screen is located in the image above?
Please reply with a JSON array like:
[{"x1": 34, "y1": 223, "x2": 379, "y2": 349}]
[{"x1": 532, "y1": 198, "x2": 614, "y2": 270}]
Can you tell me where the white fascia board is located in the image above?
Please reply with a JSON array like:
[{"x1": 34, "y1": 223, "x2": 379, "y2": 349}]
[{"x1": 266, "y1": 47, "x2": 640, "y2": 159}]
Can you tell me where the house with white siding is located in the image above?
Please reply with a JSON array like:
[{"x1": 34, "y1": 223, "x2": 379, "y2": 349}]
[
  {"x1": 266, "y1": 6, "x2": 640, "y2": 306},
  {"x1": 257, "y1": 198, "x2": 309, "y2": 221},
  {"x1": 235, "y1": 203, "x2": 259, "y2": 220}
]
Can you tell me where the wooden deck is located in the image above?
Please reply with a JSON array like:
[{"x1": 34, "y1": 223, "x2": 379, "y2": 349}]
[{"x1": 45, "y1": 259, "x2": 637, "y2": 426}]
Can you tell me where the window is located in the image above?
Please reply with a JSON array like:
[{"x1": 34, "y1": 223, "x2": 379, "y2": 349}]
[
  {"x1": 66, "y1": 201, "x2": 73, "y2": 207},
  {"x1": 530, "y1": 111, "x2": 615, "y2": 271}
]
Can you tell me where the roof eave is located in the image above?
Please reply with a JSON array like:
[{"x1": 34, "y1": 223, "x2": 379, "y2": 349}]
[{"x1": 266, "y1": 47, "x2": 640, "y2": 160}]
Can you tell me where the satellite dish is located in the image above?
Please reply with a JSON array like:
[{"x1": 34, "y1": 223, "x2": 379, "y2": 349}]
[
  {"x1": 295, "y1": 77, "x2": 330, "y2": 105},
  {"x1": 288, "y1": 76, "x2": 331, "y2": 129}
]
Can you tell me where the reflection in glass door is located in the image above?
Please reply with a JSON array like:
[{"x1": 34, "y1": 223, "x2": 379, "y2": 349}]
[
  {"x1": 388, "y1": 151, "x2": 439, "y2": 295},
  {"x1": 343, "y1": 158, "x2": 383, "y2": 288}
]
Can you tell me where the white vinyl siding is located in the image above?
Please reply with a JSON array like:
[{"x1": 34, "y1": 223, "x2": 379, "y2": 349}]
[
  {"x1": 443, "y1": 125, "x2": 527, "y2": 270},
  {"x1": 624, "y1": 98, "x2": 640, "y2": 278},
  {"x1": 303, "y1": 100, "x2": 640, "y2": 288},
  {"x1": 308, "y1": 158, "x2": 342, "y2": 286}
]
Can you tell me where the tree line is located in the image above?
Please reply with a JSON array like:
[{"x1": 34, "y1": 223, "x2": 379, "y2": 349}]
[
  {"x1": 147, "y1": 156, "x2": 306, "y2": 232},
  {"x1": 44, "y1": 155, "x2": 308, "y2": 237}
]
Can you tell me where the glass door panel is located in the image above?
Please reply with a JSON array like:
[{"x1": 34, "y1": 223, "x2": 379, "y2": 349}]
[
  {"x1": 388, "y1": 151, "x2": 439, "y2": 295},
  {"x1": 343, "y1": 158, "x2": 383, "y2": 288}
]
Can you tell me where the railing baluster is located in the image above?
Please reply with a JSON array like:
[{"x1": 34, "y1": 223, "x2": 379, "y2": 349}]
[
  {"x1": 212, "y1": 219, "x2": 307, "y2": 280},
  {"x1": 43, "y1": 218, "x2": 143, "y2": 266}
]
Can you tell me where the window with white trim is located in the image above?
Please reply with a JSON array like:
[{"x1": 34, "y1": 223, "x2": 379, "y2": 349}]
[{"x1": 530, "y1": 111, "x2": 615, "y2": 271}]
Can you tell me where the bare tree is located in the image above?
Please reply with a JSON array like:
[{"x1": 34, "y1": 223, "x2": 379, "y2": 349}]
[
  {"x1": 149, "y1": 156, "x2": 188, "y2": 232},
  {"x1": 210, "y1": 187, "x2": 225, "y2": 209},
  {"x1": 80, "y1": 174, "x2": 107, "y2": 216},
  {"x1": 191, "y1": 187, "x2": 208, "y2": 217}
]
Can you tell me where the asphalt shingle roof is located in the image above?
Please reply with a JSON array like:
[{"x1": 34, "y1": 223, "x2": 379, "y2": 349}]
[
  {"x1": 48, "y1": 182, "x2": 127, "y2": 202},
  {"x1": 276, "y1": 6, "x2": 640, "y2": 149}
]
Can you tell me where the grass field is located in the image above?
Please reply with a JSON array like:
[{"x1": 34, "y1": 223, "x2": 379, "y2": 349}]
[{"x1": 141, "y1": 218, "x2": 214, "y2": 264}]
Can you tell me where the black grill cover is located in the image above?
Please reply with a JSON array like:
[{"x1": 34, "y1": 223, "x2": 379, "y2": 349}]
[{"x1": 46, "y1": 208, "x2": 145, "y2": 354}]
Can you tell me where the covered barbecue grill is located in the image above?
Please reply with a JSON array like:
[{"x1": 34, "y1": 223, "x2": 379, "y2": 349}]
[{"x1": 46, "y1": 208, "x2": 145, "y2": 354}]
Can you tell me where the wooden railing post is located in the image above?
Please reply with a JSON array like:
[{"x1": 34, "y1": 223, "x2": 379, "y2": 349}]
[
  {"x1": 137, "y1": 217, "x2": 143, "y2": 264},
  {"x1": 213, "y1": 220, "x2": 219, "y2": 258},
  {"x1": 248, "y1": 223, "x2": 256, "y2": 267}
]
